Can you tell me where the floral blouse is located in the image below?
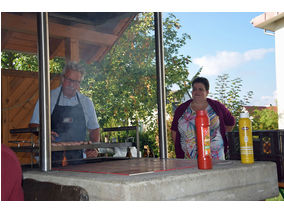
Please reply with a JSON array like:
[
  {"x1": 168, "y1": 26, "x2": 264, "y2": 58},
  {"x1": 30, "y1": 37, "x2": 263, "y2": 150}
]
[{"x1": 177, "y1": 104, "x2": 225, "y2": 160}]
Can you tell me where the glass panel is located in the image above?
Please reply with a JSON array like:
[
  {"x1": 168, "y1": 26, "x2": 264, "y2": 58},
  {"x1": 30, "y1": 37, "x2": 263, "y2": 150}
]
[{"x1": 1, "y1": 12, "x2": 193, "y2": 167}]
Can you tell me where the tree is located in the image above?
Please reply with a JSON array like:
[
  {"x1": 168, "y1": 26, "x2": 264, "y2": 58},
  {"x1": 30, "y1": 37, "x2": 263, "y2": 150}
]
[
  {"x1": 251, "y1": 109, "x2": 278, "y2": 130},
  {"x1": 211, "y1": 73, "x2": 253, "y2": 129},
  {"x1": 1, "y1": 52, "x2": 38, "y2": 71},
  {"x1": 81, "y1": 13, "x2": 192, "y2": 126},
  {"x1": 79, "y1": 13, "x2": 195, "y2": 157},
  {"x1": 1, "y1": 51, "x2": 64, "y2": 73}
]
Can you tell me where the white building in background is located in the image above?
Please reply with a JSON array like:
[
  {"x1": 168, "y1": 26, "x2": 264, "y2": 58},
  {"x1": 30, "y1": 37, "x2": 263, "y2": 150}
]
[{"x1": 251, "y1": 12, "x2": 284, "y2": 129}]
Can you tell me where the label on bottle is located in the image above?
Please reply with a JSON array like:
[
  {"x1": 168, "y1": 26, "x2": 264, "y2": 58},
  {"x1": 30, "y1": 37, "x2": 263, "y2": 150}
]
[
  {"x1": 203, "y1": 127, "x2": 211, "y2": 156},
  {"x1": 239, "y1": 118, "x2": 254, "y2": 164},
  {"x1": 240, "y1": 147, "x2": 254, "y2": 154}
]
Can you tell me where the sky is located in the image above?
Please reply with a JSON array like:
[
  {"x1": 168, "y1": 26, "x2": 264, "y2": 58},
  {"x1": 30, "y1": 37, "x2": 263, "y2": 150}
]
[{"x1": 166, "y1": 12, "x2": 277, "y2": 106}]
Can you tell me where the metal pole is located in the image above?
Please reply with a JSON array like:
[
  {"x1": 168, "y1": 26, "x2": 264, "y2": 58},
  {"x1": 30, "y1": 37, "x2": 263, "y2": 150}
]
[
  {"x1": 37, "y1": 12, "x2": 51, "y2": 171},
  {"x1": 154, "y1": 12, "x2": 167, "y2": 159},
  {"x1": 136, "y1": 125, "x2": 140, "y2": 158}
]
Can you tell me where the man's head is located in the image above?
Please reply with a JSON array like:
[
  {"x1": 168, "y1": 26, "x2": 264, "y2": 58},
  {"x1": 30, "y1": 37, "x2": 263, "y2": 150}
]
[{"x1": 61, "y1": 62, "x2": 85, "y2": 98}]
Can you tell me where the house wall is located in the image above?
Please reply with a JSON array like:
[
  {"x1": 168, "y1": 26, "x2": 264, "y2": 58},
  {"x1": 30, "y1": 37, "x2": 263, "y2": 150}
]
[{"x1": 275, "y1": 19, "x2": 284, "y2": 129}]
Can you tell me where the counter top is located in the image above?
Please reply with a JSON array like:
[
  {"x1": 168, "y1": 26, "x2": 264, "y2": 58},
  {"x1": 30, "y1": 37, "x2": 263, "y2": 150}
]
[{"x1": 23, "y1": 158, "x2": 279, "y2": 201}]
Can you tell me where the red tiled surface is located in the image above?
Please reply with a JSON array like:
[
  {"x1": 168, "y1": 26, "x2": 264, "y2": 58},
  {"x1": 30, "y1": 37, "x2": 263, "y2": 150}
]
[{"x1": 52, "y1": 158, "x2": 197, "y2": 176}]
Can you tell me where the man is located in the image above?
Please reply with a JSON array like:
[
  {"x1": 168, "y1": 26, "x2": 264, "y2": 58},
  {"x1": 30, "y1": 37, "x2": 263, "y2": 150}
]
[{"x1": 30, "y1": 62, "x2": 100, "y2": 165}]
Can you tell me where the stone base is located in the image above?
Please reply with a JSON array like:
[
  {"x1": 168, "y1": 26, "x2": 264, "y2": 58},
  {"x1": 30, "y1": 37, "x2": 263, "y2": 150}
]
[
  {"x1": 23, "y1": 159, "x2": 279, "y2": 201},
  {"x1": 23, "y1": 178, "x2": 89, "y2": 201}
]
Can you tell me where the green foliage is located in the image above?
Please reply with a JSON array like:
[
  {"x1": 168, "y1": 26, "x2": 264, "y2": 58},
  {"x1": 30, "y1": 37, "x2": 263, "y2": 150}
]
[
  {"x1": 80, "y1": 13, "x2": 155, "y2": 129},
  {"x1": 1, "y1": 52, "x2": 38, "y2": 71},
  {"x1": 81, "y1": 12, "x2": 193, "y2": 136},
  {"x1": 49, "y1": 58, "x2": 65, "y2": 74},
  {"x1": 138, "y1": 129, "x2": 159, "y2": 157},
  {"x1": 80, "y1": 13, "x2": 194, "y2": 157},
  {"x1": 251, "y1": 109, "x2": 278, "y2": 130},
  {"x1": 166, "y1": 120, "x2": 176, "y2": 158},
  {"x1": 1, "y1": 51, "x2": 64, "y2": 73},
  {"x1": 266, "y1": 193, "x2": 284, "y2": 201},
  {"x1": 211, "y1": 73, "x2": 253, "y2": 129}
]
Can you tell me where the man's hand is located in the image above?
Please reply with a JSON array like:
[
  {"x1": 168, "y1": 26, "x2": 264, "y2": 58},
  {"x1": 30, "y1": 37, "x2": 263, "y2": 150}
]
[
  {"x1": 51, "y1": 131, "x2": 59, "y2": 142},
  {"x1": 86, "y1": 128, "x2": 100, "y2": 158},
  {"x1": 29, "y1": 123, "x2": 60, "y2": 141}
]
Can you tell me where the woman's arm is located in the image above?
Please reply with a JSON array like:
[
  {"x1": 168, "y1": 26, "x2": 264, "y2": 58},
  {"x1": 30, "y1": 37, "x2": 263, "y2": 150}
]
[{"x1": 219, "y1": 102, "x2": 235, "y2": 128}]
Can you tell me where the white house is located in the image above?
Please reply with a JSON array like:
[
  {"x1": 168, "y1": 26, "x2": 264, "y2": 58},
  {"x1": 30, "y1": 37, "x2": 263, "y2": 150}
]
[{"x1": 251, "y1": 12, "x2": 284, "y2": 129}]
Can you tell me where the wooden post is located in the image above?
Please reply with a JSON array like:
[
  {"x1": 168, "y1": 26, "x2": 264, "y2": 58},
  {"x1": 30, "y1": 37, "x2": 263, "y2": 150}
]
[{"x1": 65, "y1": 38, "x2": 80, "y2": 62}]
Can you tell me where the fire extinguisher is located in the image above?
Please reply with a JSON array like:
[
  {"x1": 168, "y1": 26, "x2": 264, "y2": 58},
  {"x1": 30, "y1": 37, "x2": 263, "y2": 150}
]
[{"x1": 196, "y1": 110, "x2": 212, "y2": 169}]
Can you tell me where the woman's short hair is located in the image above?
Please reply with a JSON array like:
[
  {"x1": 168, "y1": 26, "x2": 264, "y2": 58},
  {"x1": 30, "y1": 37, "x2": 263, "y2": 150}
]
[
  {"x1": 62, "y1": 61, "x2": 85, "y2": 80},
  {"x1": 192, "y1": 77, "x2": 210, "y2": 91}
]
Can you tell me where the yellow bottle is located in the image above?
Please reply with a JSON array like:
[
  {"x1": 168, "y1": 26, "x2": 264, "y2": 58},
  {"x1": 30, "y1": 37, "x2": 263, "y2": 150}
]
[{"x1": 239, "y1": 112, "x2": 254, "y2": 164}]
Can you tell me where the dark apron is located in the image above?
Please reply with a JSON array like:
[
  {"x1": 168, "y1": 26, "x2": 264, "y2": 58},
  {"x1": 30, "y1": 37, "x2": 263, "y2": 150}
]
[{"x1": 51, "y1": 88, "x2": 86, "y2": 166}]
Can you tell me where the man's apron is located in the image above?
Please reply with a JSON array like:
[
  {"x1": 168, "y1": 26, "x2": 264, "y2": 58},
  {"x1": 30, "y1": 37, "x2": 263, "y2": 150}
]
[{"x1": 51, "y1": 88, "x2": 86, "y2": 166}]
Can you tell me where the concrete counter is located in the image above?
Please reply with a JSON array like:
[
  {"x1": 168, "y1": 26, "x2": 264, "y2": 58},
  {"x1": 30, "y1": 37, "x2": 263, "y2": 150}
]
[{"x1": 23, "y1": 158, "x2": 279, "y2": 201}]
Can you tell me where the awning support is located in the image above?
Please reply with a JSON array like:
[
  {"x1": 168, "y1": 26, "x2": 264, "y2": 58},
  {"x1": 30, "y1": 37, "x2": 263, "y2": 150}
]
[
  {"x1": 154, "y1": 12, "x2": 168, "y2": 159},
  {"x1": 37, "y1": 12, "x2": 52, "y2": 171}
]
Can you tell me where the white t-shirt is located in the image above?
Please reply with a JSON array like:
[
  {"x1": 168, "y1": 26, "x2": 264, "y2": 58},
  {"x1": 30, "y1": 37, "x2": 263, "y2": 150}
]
[{"x1": 30, "y1": 86, "x2": 99, "y2": 130}]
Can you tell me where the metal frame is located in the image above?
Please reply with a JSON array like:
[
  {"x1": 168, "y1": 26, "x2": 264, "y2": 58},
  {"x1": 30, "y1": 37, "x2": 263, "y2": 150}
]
[
  {"x1": 37, "y1": 12, "x2": 51, "y2": 171},
  {"x1": 154, "y1": 12, "x2": 167, "y2": 159},
  {"x1": 102, "y1": 126, "x2": 140, "y2": 158}
]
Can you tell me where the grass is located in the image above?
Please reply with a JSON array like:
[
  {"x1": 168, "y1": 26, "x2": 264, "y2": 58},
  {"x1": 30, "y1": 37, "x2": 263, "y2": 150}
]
[{"x1": 266, "y1": 192, "x2": 284, "y2": 201}]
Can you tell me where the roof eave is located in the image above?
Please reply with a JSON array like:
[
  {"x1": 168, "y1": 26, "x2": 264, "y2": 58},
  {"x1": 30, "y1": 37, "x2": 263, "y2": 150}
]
[{"x1": 251, "y1": 12, "x2": 284, "y2": 32}]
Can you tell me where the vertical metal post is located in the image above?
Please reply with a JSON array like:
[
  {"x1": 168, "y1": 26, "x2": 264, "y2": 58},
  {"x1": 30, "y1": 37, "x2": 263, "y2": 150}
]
[
  {"x1": 37, "y1": 12, "x2": 51, "y2": 171},
  {"x1": 154, "y1": 12, "x2": 167, "y2": 159},
  {"x1": 136, "y1": 125, "x2": 140, "y2": 158}
]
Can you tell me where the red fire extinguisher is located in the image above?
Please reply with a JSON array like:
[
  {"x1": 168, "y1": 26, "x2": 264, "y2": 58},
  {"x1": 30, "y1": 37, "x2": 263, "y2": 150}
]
[{"x1": 196, "y1": 110, "x2": 212, "y2": 170}]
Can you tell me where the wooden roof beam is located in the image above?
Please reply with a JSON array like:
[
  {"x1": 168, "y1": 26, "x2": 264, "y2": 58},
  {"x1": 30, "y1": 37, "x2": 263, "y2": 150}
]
[
  {"x1": 1, "y1": 30, "x2": 14, "y2": 49},
  {"x1": 2, "y1": 13, "x2": 117, "y2": 47},
  {"x1": 86, "y1": 47, "x2": 106, "y2": 64},
  {"x1": 49, "y1": 39, "x2": 64, "y2": 59},
  {"x1": 65, "y1": 38, "x2": 80, "y2": 63}
]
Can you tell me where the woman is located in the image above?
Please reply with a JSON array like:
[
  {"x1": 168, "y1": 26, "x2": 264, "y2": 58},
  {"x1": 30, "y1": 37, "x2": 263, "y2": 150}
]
[{"x1": 171, "y1": 77, "x2": 235, "y2": 160}]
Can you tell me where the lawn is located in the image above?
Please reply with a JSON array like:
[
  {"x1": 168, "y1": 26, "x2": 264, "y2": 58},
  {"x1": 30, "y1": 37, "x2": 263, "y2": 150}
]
[{"x1": 266, "y1": 192, "x2": 284, "y2": 201}]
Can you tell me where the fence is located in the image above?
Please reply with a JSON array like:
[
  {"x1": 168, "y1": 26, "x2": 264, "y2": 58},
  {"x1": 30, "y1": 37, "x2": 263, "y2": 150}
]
[{"x1": 1, "y1": 69, "x2": 60, "y2": 164}]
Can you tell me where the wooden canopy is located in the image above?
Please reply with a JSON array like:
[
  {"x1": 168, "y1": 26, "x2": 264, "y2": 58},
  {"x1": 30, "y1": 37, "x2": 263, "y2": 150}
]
[{"x1": 1, "y1": 12, "x2": 137, "y2": 63}]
